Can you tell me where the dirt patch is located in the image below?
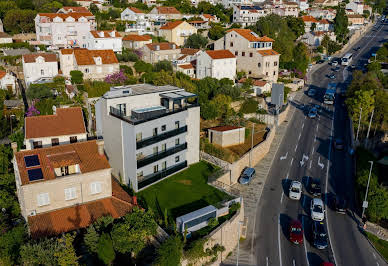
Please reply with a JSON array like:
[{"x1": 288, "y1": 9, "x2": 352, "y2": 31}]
[{"x1": 176, "y1": 180, "x2": 192, "y2": 185}]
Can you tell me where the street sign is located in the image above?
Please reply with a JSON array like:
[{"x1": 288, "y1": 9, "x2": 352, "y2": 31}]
[
  {"x1": 271, "y1": 83, "x2": 284, "y2": 108},
  {"x1": 362, "y1": 201, "x2": 368, "y2": 208}
]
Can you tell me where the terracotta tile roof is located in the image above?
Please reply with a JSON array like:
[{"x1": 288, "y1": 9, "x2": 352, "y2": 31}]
[
  {"x1": 0, "y1": 32, "x2": 11, "y2": 38},
  {"x1": 23, "y1": 53, "x2": 57, "y2": 63},
  {"x1": 206, "y1": 50, "x2": 235, "y2": 59},
  {"x1": 203, "y1": 14, "x2": 215, "y2": 19},
  {"x1": 38, "y1": 12, "x2": 94, "y2": 21},
  {"x1": 258, "y1": 35, "x2": 275, "y2": 42},
  {"x1": 257, "y1": 49, "x2": 279, "y2": 56},
  {"x1": 180, "y1": 48, "x2": 200, "y2": 55},
  {"x1": 302, "y1": 15, "x2": 318, "y2": 23},
  {"x1": 25, "y1": 107, "x2": 86, "y2": 139},
  {"x1": 128, "y1": 7, "x2": 144, "y2": 14},
  {"x1": 145, "y1": 42, "x2": 179, "y2": 51},
  {"x1": 0, "y1": 70, "x2": 6, "y2": 79},
  {"x1": 61, "y1": 6, "x2": 90, "y2": 13},
  {"x1": 90, "y1": 30, "x2": 121, "y2": 38},
  {"x1": 178, "y1": 63, "x2": 194, "y2": 69},
  {"x1": 65, "y1": 84, "x2": 75, "y2": 93},
  {"x1": 177, "y1": 54, "x2": 188, "y2": 60},
  {"x1": 209, "y1": 125, "x2": 242, "y2": 132},
  {"x1": 160, "y1": 20, "x2": 184, "y2": 30},
  {"x1": 189, "y1": 20, "x2": 207, "y2": 24},
  {"x1": 239, "y1": 78, "x2": 267, "y2": 87},
  {"x1": 319, "y1": 19, "x2": 330, "y2": 24},
  {"x1": 347, "y1": 14, "x2": 364, "y2": 18},
  {"x1": 227, "y1": 28, "x2": 260, "y2": 42},
  {"x1": 60, "y1": 48, "x2": 75, "y2": 55},
  {"x1": 155, "y1": 6, "x2": 181, "y2": 14},
  {"x1": 28, "y1": 180, "x2": 133, "y2": 238},
  {"x1": 122, "y1": 34, "x2": 152, "y2": 41},
  {"x1": 68, "y1": 49, "x2": 118, "y2": 65},
  {"x1": 15, "y1": 140, "x2": 110, "y2": 186}
]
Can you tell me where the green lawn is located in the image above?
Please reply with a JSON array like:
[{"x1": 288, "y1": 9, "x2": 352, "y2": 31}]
[
  {"x1": 138, "y1": 161, "x2": 233, "y2": 219},
  {"x1": 365, "y1": 232, "x2": 388, "y2": 261}
]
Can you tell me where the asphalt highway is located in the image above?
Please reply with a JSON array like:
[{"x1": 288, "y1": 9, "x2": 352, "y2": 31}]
[{"x1": 253, "y1": 20, "x2": 388, "y2": 266}]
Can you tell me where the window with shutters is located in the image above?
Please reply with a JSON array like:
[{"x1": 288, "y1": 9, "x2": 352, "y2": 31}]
[
  {"x1": 37, "y1": 193, "x2": 50, "y2": 206},
  {"x1": 90, "y1": 182, "x2": 102, "y2": 195},
  {"x1": 64, "y1": 187, "x2": 77, "y2": 200}
]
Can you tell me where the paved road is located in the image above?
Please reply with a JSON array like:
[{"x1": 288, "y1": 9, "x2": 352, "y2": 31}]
[{"x1": 253, "y1": 20, "x2": 388, "y2": 266}]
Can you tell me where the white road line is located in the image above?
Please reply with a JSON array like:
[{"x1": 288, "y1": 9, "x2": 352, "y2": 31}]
[
  {"x1": 309, "y1": 160, "x2": 312, "y2": 169},
  {"x1": 293, "y1": 259, "x2": 296, "y2": 266},
  {"x1": 280, "y1": 191, "x2": 284, "y2": 203},
  {"x1": 312, "y1": 147, "x2": 314, "y2": 154},
  {"x1": 373, "y1": 253, "x2": 377, "y2": 259},
  {"x1": 290, "y1": 158, "x2": 294, "y2": 166},
  {"x1": 298, "y1": 133, "x2": 301, "y2": 140},
  {"x1": 295, "y1": 145, "x2": 298, "y2": 152},
  {"x1": 266, "y1": 256, "x2": 269, "y2": 266},
  {"x1": 316, "y1": 124, "x2": 319, "y2": 131},
  {"x1": 302, "y1": 123, "x2": 305, "y2": 129},
  {"x1": 314, "y1": 135, "x2": 317, "y2": 142},
  {"x1": 302, "y1": 216, "x2": 310, "y2": 266},
  {"x1": 278, "y1": 215, "x2": 283, "y2": 266},
  {"x1": 377, "y1": 263, "x2": 380, "y2": 266}
]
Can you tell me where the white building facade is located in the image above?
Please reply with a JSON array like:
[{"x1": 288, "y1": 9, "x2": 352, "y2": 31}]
[
  {"x1": 87, "y1": 30, "x2": 122, "y2": 53},
  {"x1": 196, "y1": 50, "x2": 237, "y2": 80},
  {"x1": 22, "y1": 53, "x2": 59, "y2": 86}
]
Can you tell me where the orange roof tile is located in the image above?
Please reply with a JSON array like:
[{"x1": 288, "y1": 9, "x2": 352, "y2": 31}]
[
  {"x1": 302, "y1": 15, "x2": 318, "y2": 23},
  {"x1": 129, "y1": 7, "x2": 144, "y2": 14},
  {"x1": 70, "y1": 49, "x2": 118, "y2": 65},
  {"x1": 257, "y1": 49, "x2": 279, "y2": 56},
  {"x1": 28, "y1": 179, "x2": 133, "y2": 238},
  {"x1": 61, "y1": 6, "x2": 90, "y2": 13},
  {"x1": 347, "y1": 14, "x2": 364, "y2": 18},
  {"x1": 319, "y1": 19, "x2": 330, "y2": 24},
  {"x1": 25, "y1": 107, "x2": 86, "y2": 139},
  {"x1": 227, "y1": 28, "x2": 260, "y2": 42},
  {"x1": 189, "y1": 20, "x2": 207, "y2": 24},
  {"x1": 0, "y1": 32, "x2": 11, "y2": 38},
  {"x1": 145, "y1": 42, "x2": 179, "y2": 51},
  {"x1": 15, "y1": 140, "x2": 110, "y2": 186},
  {"x1": 122, "y1": 34, "x2": 152, "y2": 41},
  {"x1": 160, "y1": 20, "x2": 184, "y2": 30},
  {"x1": 206, "y1": 50, "x2": 235, "y2": 59},
  {"x1": 155, "y1": 6, "x2": 181, "y2": 14},
  {"x1": 60, "y1": 48, "x2": 74, "y2": 55},
  {"x1": 23, "y1": 53, "x2": 57, "y2": 63},
  {"x1": 178, "y1": 63, "x2": 194, "y2": 69},
  {"x1": 239, "y1": 78, "x2": 268, "y2": 87},
  {"x1": 209, "y1": 125, "x2": 242, "y2": 132},
  {"x1": 258, "y1": 35, "x2": 275, "y2": 42},
  {"x1": 0, "y1": 70, "x2": 6, "y2": 79},
  {"x1": 203, "y1": 14, "x2": 215, "y2": 19},
  {"x1": 38, "y1": 12, "x2": 94, "y2": 21},
  {"x1": 90, "y1": 30, "x2": 121, "y2": 38},
  {"x1": 180, "y1": 48, "x2": 200, "y2": 55}
]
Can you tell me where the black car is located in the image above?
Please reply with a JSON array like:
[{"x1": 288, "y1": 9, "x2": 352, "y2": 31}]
[
  {"x1": 355, "y1": 46, "x2": 361, "y2": 51},
  {"x1": 308, "y1": 178, "x2": 322, "y2": 197},
  {"x1": 333, "y1": 138, "x2": 345, "y2": 150},
  {"x1": 332, "y1": 66, "x2": 341, "y2": 72},
  {"x1": 333, "y1": 195, "x2": 347, "y2": 214},
  {"x1": 317, "y1": 60, "x2": 325, "y2": 64},
  {"x1": 312, "y1": 221, "x2": 328, "y2": 249}
]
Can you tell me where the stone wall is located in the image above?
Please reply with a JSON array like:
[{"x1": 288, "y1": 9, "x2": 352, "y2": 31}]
[{"x1": 243, "y1": 103, "x2": 290, "y2": 126}]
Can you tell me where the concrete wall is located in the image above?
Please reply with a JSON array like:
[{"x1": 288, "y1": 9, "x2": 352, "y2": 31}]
[
  {"x1": 209, "y1": 128, "x2": 245, "y2": 147},
  {"x1": 244, "y1": 103, "x2": 290, "y2": 126}
]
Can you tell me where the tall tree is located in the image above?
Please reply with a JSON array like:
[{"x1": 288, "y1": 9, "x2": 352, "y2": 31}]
[
  {"x1": 286, "y1": 16, "x2": 305, "y2": 38},
  {"x1": 54, "y1": 234, "x2": 79, "y2": 266},
  {"x1": 184, "y1": 33, "x2": 208, "y2": 49},
  {"x1": 156, "y1": 236, "x2": 183, "y2": 266},
  {"x1": 334, "y1": 8, "x2": 349, "y2": 43},
  {"x1": 3, "y1": 9, "x2": 36, "y2": 34},
  {"x1": 0, "y1": 1, "x2": 18, "y2": 20}
]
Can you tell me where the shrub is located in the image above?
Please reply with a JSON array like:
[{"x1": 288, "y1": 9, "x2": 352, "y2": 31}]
[
  {"x1": 184, "y1": 238, "x2": 207, "y2": 261},
  {"x1": 117, "y1": 49, "x2": 139, "y2": 62},
  {"x1": 120, "y1": 65, "x2": 133, "y2": 75},
  {"x1": 97, "y1": 233, "x2": 115, "y2": 265},
  {"x1": 70, "y1": 70, "x2": 84, "y2": 84},
  {"x1": 156, "y1": 236, "x2": 183, "y2": 266},
  {"x1": 240, "y1": 98, "x2": 258, "y2": 114}
]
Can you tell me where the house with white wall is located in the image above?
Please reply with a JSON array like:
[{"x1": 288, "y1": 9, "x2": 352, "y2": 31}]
[
  {"x1": 87, "y1": 30, "x2": 122, "y2": 53},
  {"x1": 122, "y1": 34, "x2": 152, "y2": 49},
  {"x1": 24, "y1": 107, "x2": 87, "y2": 150},
  {"x1": 222, "y1": 0, "x2": 252, "y2": 8},
  {"x1": 140, "y1": 42, "x2": 181, "y2": 64},
  {"x1": 0, "y1": 32, "x2": 12, "y2": 44},
  {"x1": 232, "y1": 5, "x2": 267, "y2": 27},
  {"x1": 0, "y1": 70, "x2": 16, "y2": 93},
  {"x1": 159, "y1": 21, "x2": 197, "y2": 46},
  {"x1": 95, "y1": 84, "x2": 200, "y2": 192},
  {"x1": 22, "y1": 53, "x2": 58, "y2": 86},
  {"x1": 149, "y1": 6, "x2": 182, "y2": 20},
  {"x1": 196, "y1": 50, "x2": 236, "y2": 80},
  {"x1": 121, "y1": 7, "x2": 146, "y2": 21},
  {"x1": 346, "y1": 1, "x2": 364, "y2": 14}
]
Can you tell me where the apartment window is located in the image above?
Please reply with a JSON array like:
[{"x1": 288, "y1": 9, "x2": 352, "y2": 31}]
[
  {"x1": 175, "y1": 138, "x2": 180, "y2": 146},
  {"x1": 230, "y1": 42, "x2": 233, "y2": 47},
  {"x1": 153, "y1": 146, "x2": 158, "y2": 154},
  {"x1": 33, "y1": 141, "x2": 42, "y2": 149},
  {"x1": 175, "y1": 121, "x2": 180, "y2": 129},
  {"x1": 153, "y1": 128, "x2": 158, "y2": 136},
  {"x1": 90, "y1": 182, "x2": 102, "y2": 195},
  {"x1": 136, "y1": 132, "x2": 142, "y2": 142},
  {"x1": 162, "y1": 161, "x2": 167, "y2": 170},
  {"x1": 258, "y1": 63, "x2": 261, "y2": 68},
  {"x1": 60, "y1": 166, "x2": 69, "y2": 176},
  {"x1": 37, "y1": 193, "x2": 50, "y2": 207},
  {"x1": 153, "y1": 165, "x2": 159, "y2": 173},
  {"x1": 161, "y1": 125, "x2": 166, "y2": 131},
  {"x1": 117, "y1": 103, "x2": 126, "y2": 115},
  {"x1": 274, "y1": 61, "x2": 278, "y2": 66},
  {"x1": 242, "y1": 52, "x2": 245, "y2": 56},
  {"x1": 175, "y1": 156, "x2": 180, "y2": 163},
  {"x1": 273, "y1": 71, "x2": 276, "y2": 76},
  {"x1": 266, "y1": 72, "x2": 268, "y2": 76},
  {"x1": 249, "y1": 71, "x2": 252, "y2": 74},
  {"x1": 70, "y1": 136, "x2": 77, "y2": 143},
  {"x1": 51, "y1": 138, "x2": 59, "y2": 146},
  {"x1": 64, "y1": 187, "x2": 77, "y2": 200},
  {"x1": 40, "y1": 69, "x2": 44, "y2": 75},
  {"x1": 249, "y1": 52, "x2": 253, "y2": 57},
  {"x1": 162, "y1": 143, "x2": 166, "y2": 152},
  {"x1": 85, "y1": 68, "x2": 89, "y2": 73},
  {"x1": 235, "y1": 51, "x2": 238, "y2": 56}
]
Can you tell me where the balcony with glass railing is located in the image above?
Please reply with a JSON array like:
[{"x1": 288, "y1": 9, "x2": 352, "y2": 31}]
[
  {"x1": 137, "y1": 143, "x2": 187, "y2": 168},
  {"x1": 138, "y1": 161, "x2": 187, "y2": 189}
]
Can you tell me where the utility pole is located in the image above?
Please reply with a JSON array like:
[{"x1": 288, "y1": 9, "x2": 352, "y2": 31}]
[
  {"x1": 250, "y1": 123, "x2": 254, "y2": 167},
  {"x1": 356, "y1": 107, "x2": 362, "y2": 142},
  {"x1": 361, "y1": 161, "x2": 374, "y2": 219},
  {"x1": 366, "y1": 109, "x2": 374, "y2": 140}
]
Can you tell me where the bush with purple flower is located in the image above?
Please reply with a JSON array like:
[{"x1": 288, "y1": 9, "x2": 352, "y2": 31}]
[
  {"x1": 26, "y1": 105, "x2": 40, "y2": 117},
  {"x1": 104, "y1": 70, "x2": 128, "y2": 85}
]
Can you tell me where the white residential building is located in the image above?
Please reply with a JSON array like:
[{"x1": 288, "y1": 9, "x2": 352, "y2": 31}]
[
  {"x1": 0, "y1": 19, "x2": 3, "y2": 32},
  {"x1": 232, "y1": 5, "x2": 267, "y2": 27},
  {"x1": 298, "y1": 0, "x2": 309, "y2": 11},
  {"x1": 0, "y1": 32, "x2": 12, "y2": 44},
  {"x1": 222, "y1": 0, "x2": 252, "y2": 8},
  {"x1": 87, "y1": 30, "x2": 122, "y2": 53},
  {"x1": 22, "y1": 53, "x2": 58, "y2": 86},
  {"x1": 149, "y1": 6, "x2": 182, "y2": 20},
  {"x1": 308, "y1": 8, "x2": 336, "y2": 20},
  {"x1": 121, "y1": 7, "x2": 146, "y2": 21},
  {"x1": 95, "y1": 84, "x2": 200, "y2": 192},
  {"x1": 0, "y1": 70, "x2": 16, "y2": 93},
  {"x1": 24, "y1": 107, "x2": 87, "y2": 150},
  {"x1": 346, "y1": 1, "x2": 364, "y2": 14},
  {"x1": 34, "y1": 12, "x2": 96, "y2": 47},
  {"x1": 122, "y1": 34, "x2": 152, "y2": 49},
  {"x1": 196, "y1": 50, "x2": 236, "y2": 80}
]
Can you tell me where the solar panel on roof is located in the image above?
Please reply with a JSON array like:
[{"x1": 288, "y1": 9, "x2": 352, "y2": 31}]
[
  {"x1": 27, "y1": 168, "x2": 44, "y2": 181},
  {"x1": 24, "y1": 155, "x2": 40, "y2": 168}
]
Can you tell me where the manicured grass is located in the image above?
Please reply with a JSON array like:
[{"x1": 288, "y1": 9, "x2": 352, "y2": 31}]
[
  {"x1": 138, "y1": 161, "x2": 233, "y2": 219},
  {"x1": 365, "y1": 231, "x2": 388, "y2": 261}
]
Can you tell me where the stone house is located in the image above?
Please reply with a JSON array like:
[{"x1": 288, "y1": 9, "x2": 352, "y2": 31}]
[
  {"x1": 149, "y1": 6, "x2": 182, "y2": 20},
  {"x1": 0, "y1": 70, "x2": 16, "y2": 93},
  {"x1": 122, "y1": 34, "x2": 152, "y2": 49},
  {"x1": 22, "y1": 53, "x2": 59, "y2": 86},
  {"x1": 0, "y1": 32, "x2": 12, "y2": 44},
  {"x1": 347, "y1": 14, "x2": 365, "y2": 28},
  {"x1": 158, "y1": 21, "x2": 197, "y2": 46},
  {"x1": 140, "y1": 42, "x2": 181, "y2": 64}
]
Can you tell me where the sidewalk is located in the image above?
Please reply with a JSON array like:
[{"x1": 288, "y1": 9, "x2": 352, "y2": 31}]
[{"x1": 221, "y1": 91, "x2": 304, "y2": 266}]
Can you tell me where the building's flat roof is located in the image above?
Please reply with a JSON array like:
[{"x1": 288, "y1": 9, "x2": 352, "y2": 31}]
[
  {"x1": 160, "y1": 91, "x2": 197, "y2": 100},
  {"x1": 176, "y1": 205, "x2": 217, "y2": 223},
  {"x1": 103, "y1": 84, "x2": 184, "y2": 99}
]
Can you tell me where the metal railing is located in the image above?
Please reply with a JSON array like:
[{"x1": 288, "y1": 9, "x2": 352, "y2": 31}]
[
  {"x1": 136, "y1": 126, "x2": 187, "y2": 149},
  {"x1": 137, "y1": 143, "x2": 187, "y2": 168},
  {"x1": 138, "y1": 161, "x2": 187, "y2": 189}
]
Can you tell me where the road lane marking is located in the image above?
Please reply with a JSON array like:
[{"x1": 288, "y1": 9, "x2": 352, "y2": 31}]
[
  {"x1": 298, "y1": 133, "x2": 301, "y2": 140},
  {"x1": 316, "y1": 124, "x2": 319, "y2": 131},
  {"x1": 278, "y1": 215, "x2": 283, "y2": 266},
  {"x1": 309, "y1": 160, "x2": 312, "y2": 169},
  {"x1": 373, "y1": 253, "x2": 377, "y2": 259},
  {"x1": 300, "y1": 154, "x2": 309, "y2": 167},
  {"x1": 295, "y1": 145, "x2": 298, "y2": 152},
  {"x1": 290, "y1": 158, "x2": 294, "y2": 166},
  {"x1": 302, "y1": 123, "x2": 304, "y2": 129},
  {"x1": 280, "y1": 152, "x2": 288, "y2": 160},
  {"x1": 312, "y1": 147, "x2": 314, "y2": 154},
  {"x1": 314, "y1": 135, "x2": 316, "y2": 142},
  {"x1": 293, "y1": 259, "x2": 296, "y2": 266},
  {"x1": 266, "y1": 256, "x2": 269, "y2": 266},
  {"x1": 318, "y1": 157, "x2": 324, "y2": 170},
  {"x1": 301, "y1": 216, "x2": 310, "y2": 266}
]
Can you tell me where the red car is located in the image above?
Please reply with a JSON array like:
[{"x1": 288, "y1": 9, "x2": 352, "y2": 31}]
[
  {"x1": 321, "y1": 263, "x2": 334, "y2": 266},
  {"x1": 289, "y1": 220, "x2": 303, "y2": 244}
]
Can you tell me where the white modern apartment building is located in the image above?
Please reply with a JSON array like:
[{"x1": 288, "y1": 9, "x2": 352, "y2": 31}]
[
  {"x1": 86, "y1": 30, "x2": 122, "y2": 53},
  {"x1": 95, "y1": 84, "x2": 200, "y2": 192},
  {"x1": 34, "y1": 12, "x2": 96, "y2": 47},
  {"x1": 196, "y1": 50, "x2": 237, "y2": 80},
  {"x1": 222, "y1": 0, "x2": 252, "y2": 8},
  {"x1": 232, "y1": 5, "x2": 267, "y2": 27}
]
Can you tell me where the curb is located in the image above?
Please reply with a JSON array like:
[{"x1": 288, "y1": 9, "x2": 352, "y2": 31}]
[{"x1": 362, "y1": 229, "x2": 388, "y2": 265}]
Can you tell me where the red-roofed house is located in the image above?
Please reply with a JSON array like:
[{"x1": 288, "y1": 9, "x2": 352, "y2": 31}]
[
  {"x1": 12, "y1": 140, "x2": 134, "y2": 238},
  {"x1": 159, "y1": 20, "x2": 197, "y2": 46},
  {"x1": 238, "y1": 78, "x2": 271, "y2": 95},
  {"x1": 214, "y1": 28, "x2": 280, "y2": 82},
  {"x1": 122, "y1": 34, "x2": 152, "y2": 49},
  {"x1": 0, "y1": 70, "x2": 16, "y2": 93},
  {"x1": 208, "y1": 126, "x2": 245, "y2": 147},
  {"x1": 196, "y1": 50, "x2": 236, "y2": 80},
  {"x1": 59, "y1": 48, "x2": 119, "y2": 80},
  {"x1": 177, "y1": 63, "x2": 195, "y2": 78},
  {"x1": 149, "y1": 6, "x2": 182, "y2": 20},
  {"x1": 57, "y1": 6, "x2": 90, "y2": 13},
  {"x1": 140, "y1": 42, "x2": 181, "y2": 64},
  {"x1": 302, "y1": 15, "x2": 318, "y2": 32},
  {"x1": 24, "y1": 107, "x2": 87, "y2": 150},
  {"x1": 22, "y1": 53, "x2": 59, "y2": 86},
  {"x1": 121, "y1": 7, "x2": 146, "y2": 21},
  {"x1": 86, "y1": 30, "x2": 122, "y2": 52}
]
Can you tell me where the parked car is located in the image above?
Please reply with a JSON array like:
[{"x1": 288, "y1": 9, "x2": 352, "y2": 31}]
[
  {"x1": 333, "y1": 138, "x2": 345, "y2": 150},
  {"x1": 331, "y1": 61, "x2": 338, "y2": 66},
  {"x1": 317, "y1": 60, "x2": 325, "y2": 64},
  {"x1": 333, "y1": 195, "x2": 348, "y2": 214},
  {"x1": 332, "y1": 66, "x2": 341, "y2": 72},
  {"x1": 355, "y1": 46, "x2": 361, "y2": 51},
  {"x1": 308, "y1": 88, "x2": 316, "y2": 97},
  {"x1": 308, "y1": 178, "x2": 322, "y2": 197},
  {"x1": 329, "y1": 73, "x2": 336, "y2": 79},
  {"x1": 311, "y1": 198, "x2": 325, "y2": 221},
  {"x1": 289, "y1": 181, "x2": 302, "y2": 200},
  {"x1": 289, "y1": 220, "x2": 303, "y2": 244},
  {"x1": 238, "y1": 167, "x2": 256, "y2": 185},
  {"x1": 312, "y1": 221, "x2": 328, "y2": 249},
  {"x1": 308, "y1": 108, "x2": 318, "y2": 119}
]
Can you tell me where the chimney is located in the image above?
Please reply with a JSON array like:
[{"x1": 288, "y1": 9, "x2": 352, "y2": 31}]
[
  {"x1": 98, "y1": 31, "x2": 105, "y2": 38},
  {"x1": 11, "y1": 142, "x2": 18, "y2": 154},
  {"x1": 156, "y1": 45, "x2": 160, "y2": 51},
  {"x1": 96, "y1": 140, "x2": 104, "y2": 156},
  {"x1": 172, "y1": 44, "x2": 176, "y2": 49},
  {"x1": 52, "y1": 105, "x2": 57, "y2": 115}
]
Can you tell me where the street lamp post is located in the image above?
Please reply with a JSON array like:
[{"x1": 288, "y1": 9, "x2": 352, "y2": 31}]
[
  {"x1": 361, "y1": 161, "x2": 374, "y2": 220},
  {"x1": 356, "y1": 107, "x2": 362, "y2": 143}
]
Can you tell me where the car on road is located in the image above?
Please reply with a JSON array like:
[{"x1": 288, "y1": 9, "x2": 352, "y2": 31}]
[
  {"x1": 355, "y1": 46, "x2": 361, "y2": 51},
  {"x1": 308, "y1": 178, "x2": 322, "y2": 197},
  {"x1": 333, "y1": 138, "x2": 345, "y2": 150},
  {"x1": 308, "y1": 108, "x2": 318, "y2": 119},
  {"x1": 307, "y1": 88, "x2": 316, "y2": 97},
  {"x1": 238, "y1": 167, "x2": 256, "y2": 185},
  {"x1": 312, "y1": 221, "x2": 328, "y2": 249},
  {"x1": 349, "y1": 64, "x2": 356, "y2": 70},
  {"x1": 289, "y1": 181, "x2": 302, "y2": 200},
  {"x1": 328, "y1": 73, "x2": 336, "y2": 79},
  {"x1": 311, "y1": 198, "x2": 325, "y2": 221},
  {"x1": 333, "y1": 195, "x2": 348, "y2": 214},
  {"x1": 289, "y1": 220, "x2": 303, "y2": 244},
  {"x1": 332, "y1": 66, "x2": 341, "y2": 72},
  {"x1": 317, "y1": 59, "x2": 325, "y2": 64}
]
